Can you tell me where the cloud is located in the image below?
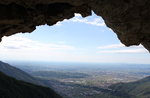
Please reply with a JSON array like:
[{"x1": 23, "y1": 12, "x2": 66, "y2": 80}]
[
  {"x1": 97, "y1": 43, "x2": 148, "y2": 54},
  {"x1": 0, "y1": 36, "x2": 75, "y2": 50},
  {"x1": 97, "y1": 44, "x2": 125, "y2": 49},
  {"x1": 69, "y1": 17, "x2": 105, "y2": 26},
  {"x1": 54, "y1": 21, "x2": 62, "y2": 26},
  {"x1": 74, "y1": 13, "x2": 82, "y2": 17},
  {"x1": 98, "y1": 49, "x2": 147, "y2": 53},
  {"x1": 70, "y1": 13, "x2": 106, "y2": 26},
  {"x1": 0, "y1": 36, "x2": 77, "y2": 61},
  {"x1": 54, "y1": 13, "x2": 106, "y2": 27},
  {"x1": 3, "y1": 46, "x2": 21, "y2": 49}
]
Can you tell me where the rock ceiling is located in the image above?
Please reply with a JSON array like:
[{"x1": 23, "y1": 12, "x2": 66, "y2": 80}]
[{"x1": 0, "y1": 0, "x2": 150, "y2": 52}]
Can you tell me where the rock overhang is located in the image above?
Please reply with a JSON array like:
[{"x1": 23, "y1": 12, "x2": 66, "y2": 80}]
[{"x1": 0, "y1": 0, "x2": 150, "y2": 52}]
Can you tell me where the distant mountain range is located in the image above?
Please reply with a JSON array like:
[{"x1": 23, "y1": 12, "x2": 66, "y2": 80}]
[{"x1": 0, "y1": 61, "x2": 43, "y2": 85}]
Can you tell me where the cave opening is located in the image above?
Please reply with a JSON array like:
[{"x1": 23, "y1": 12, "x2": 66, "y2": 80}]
[
  {"x1": 0, "y1": 1, "x2": 150, "y2": 98},
  {"x1": 0, "y1": 13, "x2": 149, "y2": 64}
]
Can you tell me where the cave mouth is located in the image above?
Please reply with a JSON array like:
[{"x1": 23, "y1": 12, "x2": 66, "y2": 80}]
[
  {"x1": 0, "y1": 13, "x2": 149, "y2": 64},
  {"x1": 0, "y1": 1, "x2": 150, "y2": 52}
]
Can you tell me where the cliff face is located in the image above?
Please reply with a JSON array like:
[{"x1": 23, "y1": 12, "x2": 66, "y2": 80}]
[{"x1": 0, "y1": 0, "x2": 150, "y2": 52}]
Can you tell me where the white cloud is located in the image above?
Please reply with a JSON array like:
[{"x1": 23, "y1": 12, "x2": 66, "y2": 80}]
[
  {"x1": 54, "y1": 21, "x2": 62, "y2": 26},
  {"x1": 1, "y1": 36, "x2": 75, "y2": 50},
  {"x1": 70, "y1": 17, "x2": 105, "y2": 26},
  {"x1": 53, "y1": 13, "x2": 106, "y2": 27},
  {"x1": 74, "y1": 13, "x2": 82, "y2": 17},
  {"x1": 98, "y1": 49, "x2": 147, "y2": 54},
  {"x1": 97, "y1": 44, "x2": 125, "y2": 49},
  {"x1": 97, "y1": 43, "x2": 148, "y2": 54},
  {"x1": 0, "y1": 36, "x2": 77, "y2": 61}
]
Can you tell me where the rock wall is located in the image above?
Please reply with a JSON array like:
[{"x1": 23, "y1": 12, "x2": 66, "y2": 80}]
[{"x1": 0, "y1": 0, "x2": 150, "y2": 52}]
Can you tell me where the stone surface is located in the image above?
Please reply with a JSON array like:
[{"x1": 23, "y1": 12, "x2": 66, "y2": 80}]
[{"x1": 0, "y1": 0, "x2": 150, "y2": 52}]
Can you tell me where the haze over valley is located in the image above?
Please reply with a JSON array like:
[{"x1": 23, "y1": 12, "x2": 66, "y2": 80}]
[{"x1": 6, "y1": 61, "x2": 150, "y2": 98}]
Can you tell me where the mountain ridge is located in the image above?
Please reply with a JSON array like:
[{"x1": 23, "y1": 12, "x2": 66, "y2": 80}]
[
  {"x1": 110, "y1": 76, "x2": 150, "y2": 98},
  {"x1": 0, "y1": 71, "x2": 62, "y2": 98},
  {"x1": 0, "y1": 61, "x2": 43, "y2": 85}
]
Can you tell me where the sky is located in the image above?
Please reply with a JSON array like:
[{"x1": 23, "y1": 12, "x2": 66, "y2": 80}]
[{"x1": 0, "y1": 13, "x2": 150, "y2": 64}]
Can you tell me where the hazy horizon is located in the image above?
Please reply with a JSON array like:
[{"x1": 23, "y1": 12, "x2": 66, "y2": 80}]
[{"x1": 4, "y1": 60, "x2": 150, "y2": 67}]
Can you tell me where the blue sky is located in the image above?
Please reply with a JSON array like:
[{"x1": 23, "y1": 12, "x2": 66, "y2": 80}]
[{"x1": 0, "y1": 13, "x2": 150, "y2": 64}]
